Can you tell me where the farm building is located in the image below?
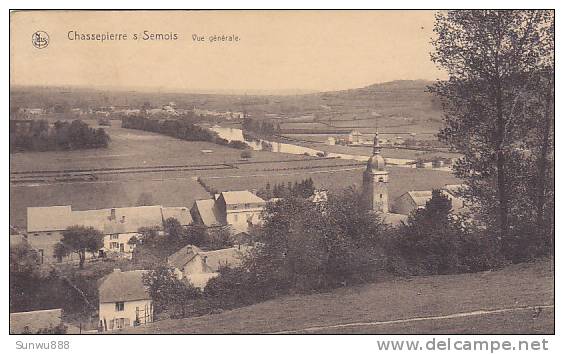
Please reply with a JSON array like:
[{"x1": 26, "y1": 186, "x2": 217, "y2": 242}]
[{"x1": 26, "y1": 205, "x2": 192, "y2": 264}]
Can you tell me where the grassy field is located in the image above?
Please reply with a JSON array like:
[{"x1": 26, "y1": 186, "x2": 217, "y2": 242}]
[
  {"x1": 124, "y1": 259, "x2": 554, "y2": 334},
  {"x1": 200, "y1": 166, "x2": 460, "y2": 202},
  {"x1": 10, "y1": 121, "x2": 311, "y2": 172}
]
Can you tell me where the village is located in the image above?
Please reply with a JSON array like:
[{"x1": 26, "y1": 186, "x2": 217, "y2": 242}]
[
  {"x1": 8, "y1": 10, "x2": 554, "y2": 337},
  {"x1": 10, "y1": 115, "x2": 469, "y2": 333}
]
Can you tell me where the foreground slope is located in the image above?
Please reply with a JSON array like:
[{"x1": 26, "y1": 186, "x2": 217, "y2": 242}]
[{"x1": 125, "y1": 259, "x2": 553, "y2": 334}]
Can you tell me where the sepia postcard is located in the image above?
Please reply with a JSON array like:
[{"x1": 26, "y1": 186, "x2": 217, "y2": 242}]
[{"x1": 8, "y1": 9, "x2": 554, "y2": 340}]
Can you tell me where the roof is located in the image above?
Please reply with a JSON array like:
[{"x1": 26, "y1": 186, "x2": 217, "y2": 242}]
[
  {"x1": 169, "y1": 246, "x2": 247, "y2": 274},
  {"x1": 167, "y1": 244, "x2": 204, "y2": 270},
  {"x1": 162, "y1": 207, "x2": 193, "y2": 226},
  {"x1": 193, "y1": 199, "x2": 225, "y2": 227},
  {"x1": 27, "y1": 206, "x2": 72, "y2": 232},
  {"x1": 103, "y1": 206, "x2": 164, "y2": 234},
  {"x1": 98, "y1": 270, "x2": 150, "y2": 303},
  {"x1": 219, "y1": 191, "x2": 266, "y2": 205},
  {"x1": 199, "y1": 247, "x2": 246, "y2": 272},
  {"x1": 27, "y1": 205, "x2": 167, "y2": 234},
  {"x1": 406, "y1": 190, "x2": 434, "y2": 207},
  {"x1": 10, "y1": 309, "x2": 62, "y2": 334},
  {"x1": 398, "y1": 190, "x2": 460, "y2": 208}
]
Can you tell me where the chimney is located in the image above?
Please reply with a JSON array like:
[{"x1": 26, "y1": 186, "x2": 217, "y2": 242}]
[{"x1": 110, "y1": 208, "x2": 116, "y2": 221}]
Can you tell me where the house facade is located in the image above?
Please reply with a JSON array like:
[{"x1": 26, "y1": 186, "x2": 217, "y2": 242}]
[
  {"x1": 191, "y1": 190, "x2": 266, "y2": 234},
  {"x1": 98, "y1": 269, "x2": 153, "y2": 331}
]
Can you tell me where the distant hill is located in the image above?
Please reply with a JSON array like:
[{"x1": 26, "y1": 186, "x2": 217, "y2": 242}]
[{"x1": 10, "y1": 80, "x2": 444, "y2": 128}]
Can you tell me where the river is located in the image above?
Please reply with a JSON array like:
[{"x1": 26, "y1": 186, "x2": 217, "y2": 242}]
[{"x1": 210, "y1": 126, "x2": 371, "y2": 162}]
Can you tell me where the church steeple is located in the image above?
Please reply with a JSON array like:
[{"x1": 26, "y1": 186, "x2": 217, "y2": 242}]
[
  {"x1": 373, "y1": 130, "x2": 381, "y2": 155},
  {"x1": 362, "y1": 130, "x2": 389, "y2": 213}
]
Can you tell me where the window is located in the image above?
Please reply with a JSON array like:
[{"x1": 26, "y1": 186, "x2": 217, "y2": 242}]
[
  {"x1": 244, "y1": 203, "x2": 250, "y2": 208},
  {"x1": 115, "y1": 302, "x2": 124, "y2": 311},
  {"x1": 46, "y1": 232, "x2": 52, "y2": 236},
  {"x1": 110, "y1": 242, "x2": 119, "y2": 249},
  {"x1": 380, "y1": 194, "x2": 383, "y2": 199},
  {"x1": 110, "y1": 234, "x2": 119, "y2": 240}
]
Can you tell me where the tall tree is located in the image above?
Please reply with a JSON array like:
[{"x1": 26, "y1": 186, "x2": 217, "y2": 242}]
[
  {"x1": 55, "y1": 226, "x2": 104, "y2": 269},
  {"x1": 429, "y1": 10, "x2": 554, "y2": 242}
]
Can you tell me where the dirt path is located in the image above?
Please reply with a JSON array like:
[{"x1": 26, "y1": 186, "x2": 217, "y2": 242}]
[{"x1": 272, "y1": 304, "x2": 554, "y2": 334}]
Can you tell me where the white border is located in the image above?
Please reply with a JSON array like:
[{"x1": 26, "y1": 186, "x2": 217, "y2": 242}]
[{"x1": 2, "y1": 2, "x2": 560, "y2": 354}]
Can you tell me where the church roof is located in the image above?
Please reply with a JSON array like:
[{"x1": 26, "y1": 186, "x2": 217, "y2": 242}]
[
  {"x1": 366, "y1": 132, "x2": 386, "y2": 172},
  {"x1": 366, "y1": 154, "x2": 386, "y2": 172}
]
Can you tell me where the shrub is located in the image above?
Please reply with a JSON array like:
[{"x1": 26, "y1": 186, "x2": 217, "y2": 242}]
[{"x1": 385, "y1": 190, "x2": 503, "y2": 276}]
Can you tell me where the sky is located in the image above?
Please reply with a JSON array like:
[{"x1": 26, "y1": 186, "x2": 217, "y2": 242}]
[{"x1": 10, "y1": 10, "x2": 447, "y2": 93}]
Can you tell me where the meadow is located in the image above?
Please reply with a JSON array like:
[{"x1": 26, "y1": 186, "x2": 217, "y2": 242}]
[
  {"x1": 125, "y1": 259, "x2": 554, "y2": 334},
  {"x1": 200, "y1": 165, "x2": 461, "y2": 203}
]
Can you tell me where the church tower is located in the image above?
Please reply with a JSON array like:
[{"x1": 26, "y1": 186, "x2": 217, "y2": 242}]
[{"x1": 362, "y1": 131, "x2": 389, "y2": 213}]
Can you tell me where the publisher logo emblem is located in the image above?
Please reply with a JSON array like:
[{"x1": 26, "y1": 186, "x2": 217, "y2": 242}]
[{"x1": 32, "y1": 31, "x2": 49, "y2": 49}]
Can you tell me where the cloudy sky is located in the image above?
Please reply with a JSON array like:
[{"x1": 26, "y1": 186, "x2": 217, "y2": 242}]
[{"x1": 11, "y1": 10, "x2": 446, "y2": 93}]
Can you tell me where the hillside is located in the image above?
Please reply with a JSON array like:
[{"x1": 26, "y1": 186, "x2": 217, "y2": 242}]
[
  {"x1": 11, "y1": 80, "x2": 440, "y2": 119},
  {"x1": 124, "y1": 259, "x2": 553, "y2": 334}
]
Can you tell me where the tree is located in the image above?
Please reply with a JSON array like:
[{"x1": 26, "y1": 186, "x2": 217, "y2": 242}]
[
  {"x1": 388, "y1": 190, "x2": 499, "y2": 275},
  {"x1": 429, "y1": 10, "x2": 554, "y2": 243},
  {"x1": 10, "y1": 244, "x2": 40, "y2": 311},
  {"x1": 127, "y1": 235, "x2": 139, "y2": 247},
  {"x1": 55, "y1": 226, "x2": 104, "y2": 269},
  {"x1": 142, "y1": 266, "x2": 201, "y2": 318},
  {"x1": 185, "y1": 226, "x2": 207, "y2": 247},
  {"x1": 163, "y1": 217, "x2": 183, "y2": 242},
  {"x1": 250, "y1": 188, "x2": 388, "y2": 292},
  {"x1": 207, "y1": 228, "x2": 233, "y2": 250}
]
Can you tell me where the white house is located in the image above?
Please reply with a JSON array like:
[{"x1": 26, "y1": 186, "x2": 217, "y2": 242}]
[
  {"x1": 191, "y1": 191, "x2": 266, "y2": 234},
  {"x1": 98, "y1": 269, "x2": 153, "y2": 331}
]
